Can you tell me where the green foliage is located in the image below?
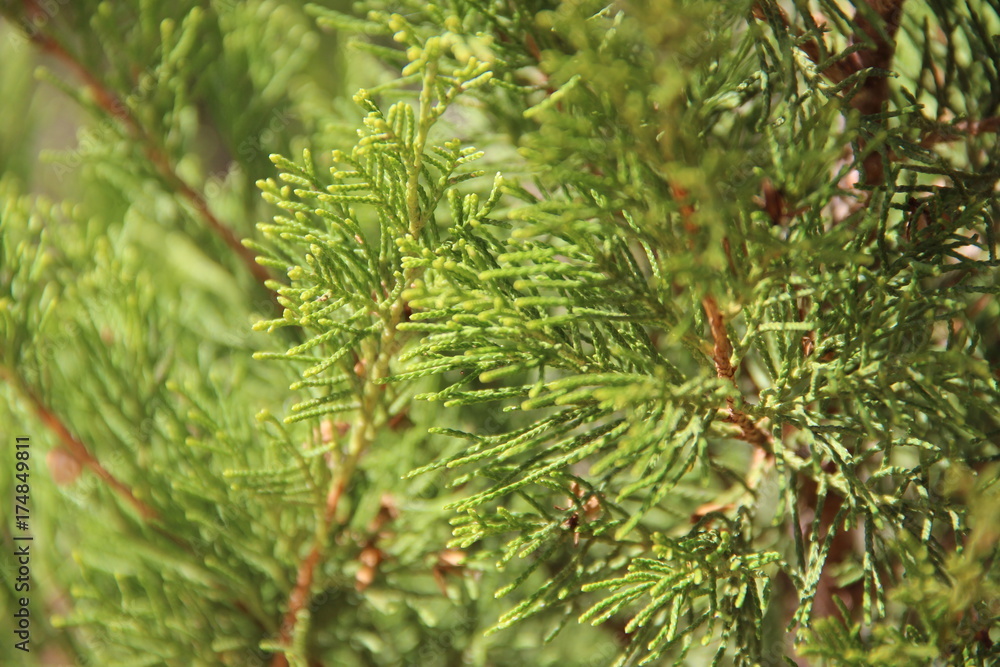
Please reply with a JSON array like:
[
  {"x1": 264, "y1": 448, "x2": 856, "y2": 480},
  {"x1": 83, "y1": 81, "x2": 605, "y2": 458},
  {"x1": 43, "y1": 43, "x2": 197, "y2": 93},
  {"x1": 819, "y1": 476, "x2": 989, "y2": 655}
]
[
  {"x1": 1, "y1": 0, "x2": 998, "y2": 665},
  {"x1": 799, "y1": 466, "x2": 1000, "y2": 666}
]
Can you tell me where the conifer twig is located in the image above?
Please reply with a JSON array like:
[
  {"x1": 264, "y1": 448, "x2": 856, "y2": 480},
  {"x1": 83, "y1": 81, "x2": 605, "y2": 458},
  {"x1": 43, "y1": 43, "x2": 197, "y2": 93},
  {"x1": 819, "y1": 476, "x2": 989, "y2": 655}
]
[
  {"x1": 16, "y1": 3, "x2": 277, "y2": 302},
  {"x1": 270, "y1": 55, "x2": 452, "y2": 659},
  {"x1": 272, "y1": 103, "x2": 429, "y2": 660},
  {"x1": 1, "y1": 365, "x2": 159, "y2": 521},
  {"x1": 270, "y1": 347, "x2": 397, "y2": 665},
  {"x1": 670, "y1": 185, "x2": 774, "y2": 455}
]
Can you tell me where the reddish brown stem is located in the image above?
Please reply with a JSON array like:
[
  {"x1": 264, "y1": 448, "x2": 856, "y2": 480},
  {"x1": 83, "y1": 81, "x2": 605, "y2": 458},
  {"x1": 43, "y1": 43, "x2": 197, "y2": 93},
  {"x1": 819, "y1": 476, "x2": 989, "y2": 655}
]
[
  {"x1": 270, "y1": 479, "x2": 344, "y2": 667},
  {"x1": 702, "y1": 295, "x2": 774, "y2": 453},
  {"x1": 669, "y1": 185, "x2": 773, "y2": 453},
  {"x1": 752, "y1": 1, "x2": 907, "y2": 185},
  {"x1": 921, "y1": 117, "x2": 1000, "y2": 147},
  {"x1": 849, "y1": 1, "x2": 906, "y2": 185},
  {"x1": 15, "y1": 379, "x2": 160, "y2": 521}
]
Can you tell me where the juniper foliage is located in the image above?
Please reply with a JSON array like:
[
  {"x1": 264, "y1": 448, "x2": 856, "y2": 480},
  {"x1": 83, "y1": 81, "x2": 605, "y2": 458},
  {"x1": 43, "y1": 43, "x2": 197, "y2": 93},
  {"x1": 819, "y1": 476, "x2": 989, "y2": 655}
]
[{"x1": 1, "y1": 1, "x2": 998, "y2": 666}]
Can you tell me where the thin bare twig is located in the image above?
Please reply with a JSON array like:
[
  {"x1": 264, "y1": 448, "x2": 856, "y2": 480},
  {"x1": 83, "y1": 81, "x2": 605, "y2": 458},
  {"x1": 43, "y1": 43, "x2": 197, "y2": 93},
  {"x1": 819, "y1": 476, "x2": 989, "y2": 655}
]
[{"x1": 921, "y1": 117, "x2": 1000, "y2": 147}]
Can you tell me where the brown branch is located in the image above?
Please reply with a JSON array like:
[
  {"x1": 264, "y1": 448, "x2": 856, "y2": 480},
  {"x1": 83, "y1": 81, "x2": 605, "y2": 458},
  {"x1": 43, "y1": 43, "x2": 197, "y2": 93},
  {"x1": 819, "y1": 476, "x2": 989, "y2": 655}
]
[
  {"x1": 921, "y1": 116, "x2": 1000, "y2": 148},
  {"x1": 701, "y1": 294, "x2": 773, "y2": 453},
  {"x1": 750, "y1": 1, "x2": 904, "y2": 84},
  {"x1": 20, "y1": 8, "x2": 277, "y2": 302},
  {"x1": 848, "y1": 1, "x2": 906, "y2": 186},
  {"x1": 752, "y1": 1, "x2": 907, "y2": 186},
  {"x1": 270, "y1": 479, "x2": 344, "y2": 667},
  {"x1": 4, "y1": 370, "x2": 160, "y2": 521},
  {"x1": 670, "y1": 185, "x2": 773, "y2": 454}
]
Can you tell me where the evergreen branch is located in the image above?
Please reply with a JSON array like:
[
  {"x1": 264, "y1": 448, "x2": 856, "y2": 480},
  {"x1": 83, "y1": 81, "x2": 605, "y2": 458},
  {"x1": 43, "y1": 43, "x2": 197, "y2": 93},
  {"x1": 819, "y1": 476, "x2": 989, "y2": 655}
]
[
  {"x1": 2, "y1": 367, "x2": 280, "y2": 640},
  {"x1": 271, "y1": 294, "x2": 411, "y2": 666},
  {"x1": 265, "y1": 42, "x2": 491, "y2": 663},
  {"x1": 4, "y1": 1, "x2": 994, "y2": 663},
  {"x1": 13, "y1": 3, "x2": 278, "y2": 303},
  {"x1": 1, "y1": 364, "x2": 160, "y2": 522},
  {"x1": 671, "y1": 184, "x2": 774, "y2": 454}
]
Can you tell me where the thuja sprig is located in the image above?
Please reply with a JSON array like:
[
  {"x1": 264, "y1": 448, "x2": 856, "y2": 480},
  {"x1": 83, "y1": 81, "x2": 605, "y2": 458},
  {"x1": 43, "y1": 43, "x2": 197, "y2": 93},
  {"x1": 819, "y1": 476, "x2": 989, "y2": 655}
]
[
  {"x1": 298, "y1": 2, "x2": 1000, "y2": 666},
  {"x1": 248, "y1": 1, "x2": 1000, "y2": 665},
  {"x1": 253, "y1": 34, "x2": 497, "y2": 664}
]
